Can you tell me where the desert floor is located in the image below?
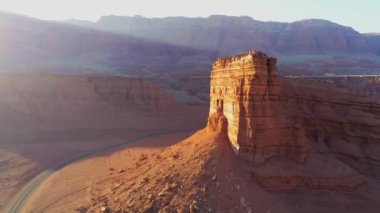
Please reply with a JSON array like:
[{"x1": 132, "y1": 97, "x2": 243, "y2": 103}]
[{"x1": 0, "y1": 73, "x2": 208, "y2": 210}]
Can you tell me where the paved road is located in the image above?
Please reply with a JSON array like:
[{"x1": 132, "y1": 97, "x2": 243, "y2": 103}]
[{"x1": 4, "y1": 129, "x2": 195, "y2": 213}]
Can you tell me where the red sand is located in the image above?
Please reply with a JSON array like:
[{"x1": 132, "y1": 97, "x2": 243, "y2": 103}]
[{"x1": 22, "y1": 128, "x2": 380, "y2": 213}]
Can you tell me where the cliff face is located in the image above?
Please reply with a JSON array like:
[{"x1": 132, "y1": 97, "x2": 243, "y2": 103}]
[
  {"x1": 207, "y1": 51, "x2": 380, "y2": 183},
  {"x1": 279, "y1": 78, "x2": 380, "y2": 177},
  {"x1": 89, "y1": 77, "x2": 176, "y2": 111},
  {"x1": 311, "y1": 76, "x2": 380, "y2": 101},
  {"x1": 208, "y1": 51, "x2": 309, "y2": 163},
  {"x1": 0, "y1": 73, "x2": 178, "y2": 132}
]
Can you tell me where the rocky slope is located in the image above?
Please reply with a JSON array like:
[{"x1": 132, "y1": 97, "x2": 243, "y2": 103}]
[{"x1": 25, "y1": 127, "x2": 380, "y2": 212}]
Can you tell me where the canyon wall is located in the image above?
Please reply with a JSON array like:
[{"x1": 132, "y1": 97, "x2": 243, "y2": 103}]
[
  {"x1": 309, "y1": 76, "x2": 380, "y2": 101},
  {"x1": 208, "y1": 51, "x2": 309, "y2": 163},
  {"x1": 0, "y1": 73, "x2": 178, "y2": 132},
  {"x1": 89, "y1": 76, "x2": 176, "y2": 111}
]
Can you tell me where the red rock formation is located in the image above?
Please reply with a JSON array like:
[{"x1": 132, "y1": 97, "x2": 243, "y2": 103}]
[
  {"x1": 279, "y1": 78, "x2": 380, "y2": 178},
  {"x1": 207, "y1": 51, "x2": 380, "y2": 192},
  {"x1": 208, "y1": 51, "x2": 310, "y2": 163},
  {"x1": 207, "y1": 111, "x2": 228, "y2": 134}
]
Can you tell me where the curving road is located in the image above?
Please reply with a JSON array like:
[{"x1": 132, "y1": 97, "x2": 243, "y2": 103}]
[{"x1": 4, "y1": 129, "x2": 196, "y2": 213}]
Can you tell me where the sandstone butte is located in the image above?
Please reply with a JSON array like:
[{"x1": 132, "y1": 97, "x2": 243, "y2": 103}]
[
  {"x1": 207, "y1": 50, "x2": 380, "y2": 192},
  {"x1": 207, "y1": 51, "x2": 309, "y2": 163}
]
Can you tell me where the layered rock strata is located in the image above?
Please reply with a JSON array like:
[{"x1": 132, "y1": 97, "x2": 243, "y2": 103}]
[
  {"x1": 312, "y1": 75, "x2": 380, "y2": 101},
  {"x1": 208, "y1": 51, "x2": 310, "y2": 163},
  {"x1": 89, "y1": 76, "x2": 175, "y2": 111}
]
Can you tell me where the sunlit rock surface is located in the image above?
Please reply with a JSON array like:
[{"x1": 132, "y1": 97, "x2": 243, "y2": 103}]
[{"x1": 208, "y1": 51, "x2": 309, "y2": 163}]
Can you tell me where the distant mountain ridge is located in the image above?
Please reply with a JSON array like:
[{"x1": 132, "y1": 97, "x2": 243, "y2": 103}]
[
  {"x1": 364, "y1": 33, "x2": 380, "y2": 55},
  {"x1": 69, "y1": 15, "x2": 379, "y2": 55},
  {"x1": 1, "y1": 12, "x2": 380, "y2": 76},
  {"x1": 0, "y1": 12, "x2": 214, "y2": 76}
]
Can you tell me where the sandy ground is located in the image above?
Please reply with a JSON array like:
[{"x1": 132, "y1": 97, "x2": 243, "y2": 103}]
[
  {"x1": 0, "y1": 72, "x2": 208, "y2": 210},
  {"x1": 23, "y1": 129, "x2": 380, "y2": 213},
  {"x1": 22, "y1": 131, "x2": 196, "y2": 212}
]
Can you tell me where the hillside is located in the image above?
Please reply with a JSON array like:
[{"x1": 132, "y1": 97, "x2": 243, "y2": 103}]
[
  {"x1": 0, "y1": 12, "x2": 214, "y2": 76},
  {"x1": 364, "y1": 33, "x2": 380, "y2": 55},
  {"x1": 70, "y1": 16, "x2": 375, "y2": 55},
  {"x1": 69, "y1": 15, "x2": 380, "y2": 75}
]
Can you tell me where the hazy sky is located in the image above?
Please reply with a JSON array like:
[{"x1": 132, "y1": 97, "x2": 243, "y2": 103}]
[{"x1": 1, "y1": 0, "x2": 378, "y2": 33}]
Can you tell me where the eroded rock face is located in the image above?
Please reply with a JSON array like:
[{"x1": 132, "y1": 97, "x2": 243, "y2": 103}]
[
  {"x1": 89, "y1": 77, "x2": 176, "y2": 111},
  {"x1": 313, "y1": 76, "x2": 380, "y2": 101},
  {"x1": 207, "y1": 111, "x2": 228, "y2": 134},
  {"x1": 207, "y1": 51, "x2": 380, "y2": 193},
  {"x1": 208, "y1": 51, "x2": 309, "y2": 163}
]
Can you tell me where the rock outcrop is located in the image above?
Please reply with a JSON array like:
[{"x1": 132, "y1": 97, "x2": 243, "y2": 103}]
[
  {"x1": 208, "y1": 51, "x2": 310, "y2": 163},
  {"x1": 279, "y1": 78, "x2": 380, "y2": 178},
  {"x1": 207, "y1": 51, "x2": 380, "y2": 192}
]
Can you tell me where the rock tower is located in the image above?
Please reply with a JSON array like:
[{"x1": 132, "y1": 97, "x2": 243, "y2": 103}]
[{"x1": 208, "y1": 51, "x2": 309, "y2": 163}]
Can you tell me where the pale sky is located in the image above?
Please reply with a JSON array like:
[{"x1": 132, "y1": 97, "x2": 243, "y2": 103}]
[{"x1": 1, "y1": 0, "x2": 379, "y2": 33}]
